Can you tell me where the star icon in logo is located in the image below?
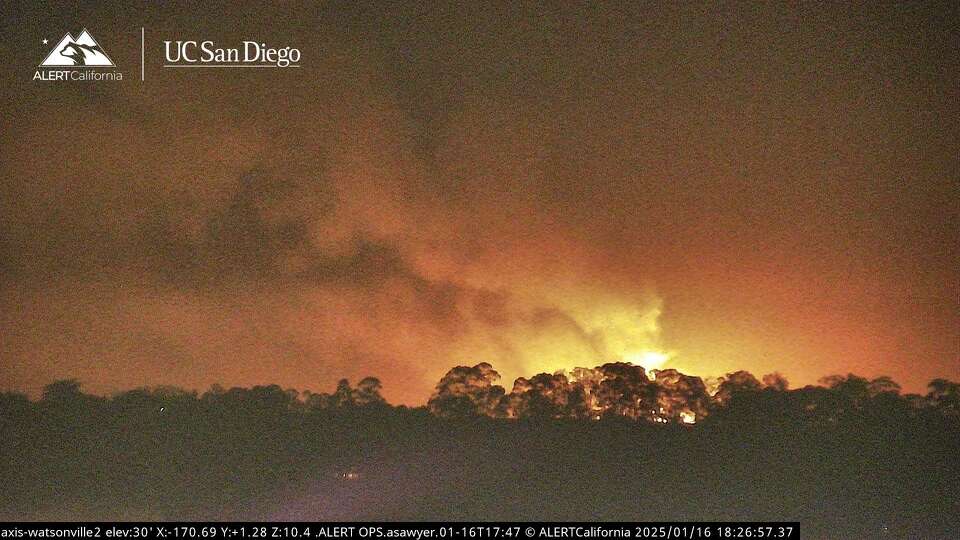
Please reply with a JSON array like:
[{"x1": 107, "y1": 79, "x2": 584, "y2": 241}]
[{"x1": 42, "y1": 38, "x2": 48, "y2": 45}]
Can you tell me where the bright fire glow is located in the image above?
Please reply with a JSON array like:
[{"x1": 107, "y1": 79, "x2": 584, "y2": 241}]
[
  {"x1": 624, "y1": 350, "x2": 670, "y2": 370},
  {"x1": 447, "y1": 289, "x2": 673, "y2": 387}
]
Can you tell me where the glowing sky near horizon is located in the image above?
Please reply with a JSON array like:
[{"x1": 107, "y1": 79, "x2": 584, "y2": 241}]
[{"x1": 0, "y1": 3, "x2": 957, "y2": 404}]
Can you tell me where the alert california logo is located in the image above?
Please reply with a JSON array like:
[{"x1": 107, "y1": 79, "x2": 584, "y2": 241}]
[{"x1": 34, "y1": 28, "x2": 123, "y2": 81}]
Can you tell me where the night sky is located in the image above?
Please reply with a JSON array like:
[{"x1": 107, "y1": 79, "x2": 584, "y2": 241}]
[{"x1": 1, "y1": 2, "x2": 957, "y2": 404}]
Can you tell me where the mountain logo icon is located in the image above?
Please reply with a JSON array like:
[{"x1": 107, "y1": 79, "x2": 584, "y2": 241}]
[{"x1": 40, "y1": 29, "x2": 115, "y2": 67}]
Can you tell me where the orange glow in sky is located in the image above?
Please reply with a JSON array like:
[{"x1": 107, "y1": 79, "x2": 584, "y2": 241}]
[{"x1": 1, "y1": 4, "x2": 957, "y2": 405}]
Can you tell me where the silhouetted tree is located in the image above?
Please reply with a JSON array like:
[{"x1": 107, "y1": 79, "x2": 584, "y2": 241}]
[
  {"x1": 594, "y1": 362, "x2": 658, "y2": 421},
  {"x1": 652, "y1": 369, "x2": 710, "y2": 423},
  {"x1": 354, "y1": 377, "x2": 386, "y2": 406},
  {"x1": 332, "y1": 378, "x2": 355, "y2": 408},
  {"x1": 507, "y1": 372, "x2": 571, "y2": 419},
  {"x1": 713, "y1": 370, "x2": 763, "y2": 406},
  {"x1": 762, "y1": 372, "x2": 789, "y2": 392},
  {"x1": 428, "y1": 363, "x2": 505, "y2": 418},
  {"x1": 41, "y1": 379, "x2": 83, "y2": 403},
  {"x1": 926, "y1": 378, "x2": 960, "y2": 417}
]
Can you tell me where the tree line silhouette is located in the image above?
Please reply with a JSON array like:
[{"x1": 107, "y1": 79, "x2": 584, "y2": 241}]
[
  {"x1": 427, "y1": 362, "x2": 959, "y2": 424},
  {"x1": 0, "y1": 363, "x2": 957, "y2": 537}
]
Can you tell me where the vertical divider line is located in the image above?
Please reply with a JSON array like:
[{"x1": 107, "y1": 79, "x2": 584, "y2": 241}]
[{"x1": 141, "y1": 27, "x2": 144, "y2": 81}]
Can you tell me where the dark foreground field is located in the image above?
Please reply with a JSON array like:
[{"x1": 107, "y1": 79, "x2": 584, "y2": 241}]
[{"x1": 1, "y1": 373, "x2": 958, "y2": 539}]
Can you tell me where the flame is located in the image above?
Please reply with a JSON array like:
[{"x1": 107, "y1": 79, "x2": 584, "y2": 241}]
[
  {"x1": 447, "y1": 287, "x2": 672, "y2": 385},
  {"x1": 536, "y1": 292, "x2": 671, "y2": 373},
  {"x1": 624, "y1": 350, "x2": 670, "y2": 371}
]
